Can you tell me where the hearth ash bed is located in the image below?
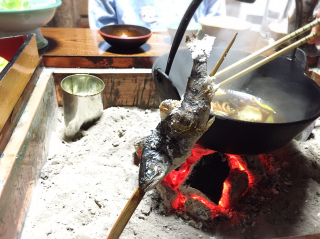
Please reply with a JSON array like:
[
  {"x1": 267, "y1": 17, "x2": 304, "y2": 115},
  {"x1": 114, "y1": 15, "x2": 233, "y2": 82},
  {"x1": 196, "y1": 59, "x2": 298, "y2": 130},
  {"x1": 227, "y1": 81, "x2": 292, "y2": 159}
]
[{"x1": 21, "y1": 106, "x2": 320, "y2": 239}]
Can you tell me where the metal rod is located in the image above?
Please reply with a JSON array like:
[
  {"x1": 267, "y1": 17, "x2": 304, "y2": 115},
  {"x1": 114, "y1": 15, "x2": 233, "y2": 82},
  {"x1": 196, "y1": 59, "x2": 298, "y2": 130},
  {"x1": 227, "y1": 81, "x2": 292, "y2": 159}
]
[
  {"x1": 165, "y1": 0, "x2": 203, "y2": 76},
  {"x1": 289, "y1": 48, "x2": 297, "y2": 60}
]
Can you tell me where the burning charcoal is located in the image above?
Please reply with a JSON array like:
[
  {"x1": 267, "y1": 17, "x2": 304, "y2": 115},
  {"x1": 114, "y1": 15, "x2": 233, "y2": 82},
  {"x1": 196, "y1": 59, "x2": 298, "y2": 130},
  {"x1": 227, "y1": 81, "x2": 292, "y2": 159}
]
[
  {"x1": 187, "y1": 219, "x2": 203, "y2": 229},
  {"x1": 180, "y1": 152, "x2": 230, "y2": 205},
  {"x1": 156, "y1": 181, "x2": 179, "y2": 212},
  {"x1": 134, "y1": 137, "x2": 145, "y2": 158},
  {"x1": 221, "y1": 169, "x2": 249, "y2": 207},
  {"x1": 184, "y1": 196, "x2": 212, "y2": 221},
  {"x1": 133, "y1": 152, "x2": 141, "y2": 166},
  {"x1": 238, "y1": 155, "x2": 266, "y2": 182},
  {"x1": 133, "y1": 137, "x2": 145, "y2": 165}
]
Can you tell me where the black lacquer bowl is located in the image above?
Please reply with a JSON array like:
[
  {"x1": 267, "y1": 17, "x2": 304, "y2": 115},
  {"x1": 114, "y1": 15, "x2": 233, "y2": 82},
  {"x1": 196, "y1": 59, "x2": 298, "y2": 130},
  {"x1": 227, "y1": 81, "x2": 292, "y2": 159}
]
[{"x1": 99, "y1": 24, "x2": 152, "y2": 49}]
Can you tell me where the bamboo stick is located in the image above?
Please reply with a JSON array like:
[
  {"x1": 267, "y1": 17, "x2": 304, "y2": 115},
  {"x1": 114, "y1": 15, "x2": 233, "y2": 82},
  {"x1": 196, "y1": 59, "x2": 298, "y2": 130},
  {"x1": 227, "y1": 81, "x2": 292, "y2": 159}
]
[
  {"x1": 209, "y1": 33, "x2": 238, "y2": 77},
  {"x1": 219, "y1": 30, "x2": 320, "y2": 87},
  {"x1": 273, "y1": 232, "x2": 320, "y2": 239},
  {"x1": 214, "y1": 18, "x2": 320, "y2": 79},
  {"x1": 107, "y1": 187, "x2": 145, "y2": 239}
]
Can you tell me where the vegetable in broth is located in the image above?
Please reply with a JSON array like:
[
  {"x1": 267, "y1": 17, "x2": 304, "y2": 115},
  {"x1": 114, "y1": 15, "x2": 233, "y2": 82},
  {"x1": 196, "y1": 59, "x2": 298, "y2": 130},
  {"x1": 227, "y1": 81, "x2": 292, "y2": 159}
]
[{"x1": 211, "y1": 89, "x2": 279, "y2": 123}]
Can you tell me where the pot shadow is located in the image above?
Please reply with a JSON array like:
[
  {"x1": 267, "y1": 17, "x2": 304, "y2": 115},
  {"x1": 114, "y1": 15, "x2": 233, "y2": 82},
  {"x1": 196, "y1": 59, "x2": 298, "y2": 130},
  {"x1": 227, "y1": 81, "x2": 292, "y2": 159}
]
[
  {"x1": 98, "y1": 41, "x2": 151, "y2": 54},
  {"x1": 203, "y1": 140, "x2": 320, "y2": 239}
]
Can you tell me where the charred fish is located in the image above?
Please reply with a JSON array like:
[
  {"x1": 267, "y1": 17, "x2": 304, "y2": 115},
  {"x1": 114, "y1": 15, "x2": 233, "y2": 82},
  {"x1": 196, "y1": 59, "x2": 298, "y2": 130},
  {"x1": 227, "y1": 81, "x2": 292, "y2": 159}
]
[{"x1": 138, "y1": 35, "x2": 218, "y2": 191}]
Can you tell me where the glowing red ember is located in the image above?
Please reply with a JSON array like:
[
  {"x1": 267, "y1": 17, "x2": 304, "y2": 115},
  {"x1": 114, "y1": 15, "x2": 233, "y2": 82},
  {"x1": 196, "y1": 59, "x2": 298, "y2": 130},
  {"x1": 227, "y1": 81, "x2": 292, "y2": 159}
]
[{"x1": 162, "y1": 144, "x2": 265, "y2": 218}]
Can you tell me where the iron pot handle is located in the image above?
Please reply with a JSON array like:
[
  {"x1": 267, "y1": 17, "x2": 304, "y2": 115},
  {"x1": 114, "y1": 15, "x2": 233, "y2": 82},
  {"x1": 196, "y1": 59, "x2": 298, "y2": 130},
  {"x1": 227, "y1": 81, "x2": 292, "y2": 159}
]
[{"x1": 164, "y1": 0, "x2": 203, "y2": 76}]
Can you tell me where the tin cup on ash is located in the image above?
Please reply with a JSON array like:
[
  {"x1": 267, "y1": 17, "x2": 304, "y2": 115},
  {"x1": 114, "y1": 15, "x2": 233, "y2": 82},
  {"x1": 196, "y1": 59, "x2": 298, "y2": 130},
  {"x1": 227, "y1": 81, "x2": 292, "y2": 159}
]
[{"x1": 61, "y1": 74, "x2": 105, "y2": 138}]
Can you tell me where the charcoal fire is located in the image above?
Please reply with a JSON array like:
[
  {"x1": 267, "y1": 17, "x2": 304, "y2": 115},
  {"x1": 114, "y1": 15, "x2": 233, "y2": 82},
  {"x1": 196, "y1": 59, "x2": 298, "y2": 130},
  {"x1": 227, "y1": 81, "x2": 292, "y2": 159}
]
[
  {"x1": 220, "y1": 169, "x2": 249, "y2": 207},
  {"x1": 134, "y1": 33, "x2": 278, "y2": 226},
  {"x1": 180, "y1": 152, "x2": 230, "y2": 206},
  {"x1": 149, "y1": 144, "x2": 275, "y2": 222},
  {"x1": 237, "y1": 155, "x2": 266, "y2": 183}
]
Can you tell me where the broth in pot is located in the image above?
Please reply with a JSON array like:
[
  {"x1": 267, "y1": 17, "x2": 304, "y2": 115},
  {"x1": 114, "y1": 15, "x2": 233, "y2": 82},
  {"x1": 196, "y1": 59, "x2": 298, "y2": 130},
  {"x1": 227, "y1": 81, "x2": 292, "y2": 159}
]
[{"x1": 211, "y1": 89, "x2": 284, "y2": 123}]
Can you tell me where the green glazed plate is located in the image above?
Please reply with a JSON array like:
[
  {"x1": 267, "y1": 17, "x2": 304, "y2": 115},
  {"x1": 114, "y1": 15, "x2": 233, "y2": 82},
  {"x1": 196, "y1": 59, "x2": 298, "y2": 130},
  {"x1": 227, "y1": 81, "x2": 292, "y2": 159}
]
[{"x1": 0, "y1": 0, "x2": 61, "y2": 12}]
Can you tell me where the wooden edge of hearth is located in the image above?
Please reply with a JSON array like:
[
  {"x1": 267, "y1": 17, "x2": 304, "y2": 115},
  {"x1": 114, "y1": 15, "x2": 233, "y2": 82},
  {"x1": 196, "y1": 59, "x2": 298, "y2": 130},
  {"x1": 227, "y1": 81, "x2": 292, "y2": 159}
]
[{"x1": 0, "y1": 67, "x2": 57, "y2": 239}]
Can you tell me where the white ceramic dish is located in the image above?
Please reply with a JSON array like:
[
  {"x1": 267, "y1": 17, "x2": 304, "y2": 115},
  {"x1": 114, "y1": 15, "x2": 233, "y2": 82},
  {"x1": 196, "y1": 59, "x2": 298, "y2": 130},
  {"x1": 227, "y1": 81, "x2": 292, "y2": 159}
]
[
  {"x1": 0, "y1": 0, "x2": 61, "y2": 49},
  {"x1": 167, "y1": 22, "x2": 201, "y2": 46},
  {"x1": 200, "y1": 16, "x2": 252, "y2": 47},
  {"x1": 268, "y1": 19, "x2": 288, "y2": 41}
]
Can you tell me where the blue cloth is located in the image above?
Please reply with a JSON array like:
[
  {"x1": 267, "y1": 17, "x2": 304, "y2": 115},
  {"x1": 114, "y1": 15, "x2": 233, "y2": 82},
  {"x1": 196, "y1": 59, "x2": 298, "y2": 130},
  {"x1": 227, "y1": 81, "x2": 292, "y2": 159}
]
[{"x1": 89, "y1": 0, "x2": 226, "y2": 31}]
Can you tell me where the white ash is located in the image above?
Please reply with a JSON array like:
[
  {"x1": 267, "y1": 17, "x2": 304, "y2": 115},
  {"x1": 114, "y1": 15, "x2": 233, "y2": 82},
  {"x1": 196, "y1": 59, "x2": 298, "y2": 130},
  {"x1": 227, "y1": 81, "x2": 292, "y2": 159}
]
[{"x1": 20, "y1": 107, "x2": 320, "y2": 239}]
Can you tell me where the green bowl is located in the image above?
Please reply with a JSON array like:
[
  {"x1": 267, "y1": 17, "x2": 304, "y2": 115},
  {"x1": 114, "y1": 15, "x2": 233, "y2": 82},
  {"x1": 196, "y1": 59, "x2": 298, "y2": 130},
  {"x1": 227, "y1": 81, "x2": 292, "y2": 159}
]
[
  {"x1": 0, "y1": 0, "x2": 62, "y2": 49},
  {"x1": 0, "y1": 0, "x2": 61, "y2": 11}
]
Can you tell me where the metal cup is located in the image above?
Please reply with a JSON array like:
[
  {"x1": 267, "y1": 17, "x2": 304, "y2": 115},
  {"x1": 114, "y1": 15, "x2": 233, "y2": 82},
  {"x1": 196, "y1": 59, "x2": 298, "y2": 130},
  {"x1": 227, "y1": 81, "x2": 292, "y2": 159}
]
[{"x1": 61, "y1": 74, "x2": 105, "y2": 138}]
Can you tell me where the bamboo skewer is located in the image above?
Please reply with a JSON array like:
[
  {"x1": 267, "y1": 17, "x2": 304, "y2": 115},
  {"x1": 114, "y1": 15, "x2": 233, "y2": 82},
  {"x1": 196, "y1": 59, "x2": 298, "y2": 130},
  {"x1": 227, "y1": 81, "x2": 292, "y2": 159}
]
[
  {"x1": 107, "y1": 187, "x2": 145, "y2": 239},
  {"x1": 214, "y1": 18, "x2": 320, "y2": 79},
  {"x1": 219, "y1": 30, "x2": 320, "y2": 87},
  {"x1": 210, "y1": 33, "x2": 238, "y2": 77}
]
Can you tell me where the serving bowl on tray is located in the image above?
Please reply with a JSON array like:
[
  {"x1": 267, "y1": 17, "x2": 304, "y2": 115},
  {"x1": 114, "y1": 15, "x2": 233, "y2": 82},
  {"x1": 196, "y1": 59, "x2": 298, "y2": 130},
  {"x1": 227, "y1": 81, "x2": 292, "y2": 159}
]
[
  {"x1": 200, "y1": 16, "x2": 252, "y2": 46},
  {"x1": 99, "y1": 24, "x2": 152, "y2": 49},
  {"x1": 0, "y1": 0, "x2": 61, "y2": 49}
]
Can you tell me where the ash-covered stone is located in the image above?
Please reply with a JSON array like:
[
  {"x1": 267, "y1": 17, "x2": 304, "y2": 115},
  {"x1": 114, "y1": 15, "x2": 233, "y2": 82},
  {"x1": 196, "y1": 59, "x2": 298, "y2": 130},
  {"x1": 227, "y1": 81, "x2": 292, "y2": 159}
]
[
  {"x1": 185, "y1": 196, "x2": 212, "y2": 221},
  {"x1": 180, "y1": 152, "x2": 230, "y2": 205},
  {"x1": 238, "y1": 155, "x2": 266, "y2": 182},
  {"x1": 187, "y1": 219, "x2": 203, "y2": 229},
  {"x1": 224, "y1": 169, "x2": 249, "y2": 206},
  {"x1": 156, "y1": 181, "x2": 179, "y2": 212}
]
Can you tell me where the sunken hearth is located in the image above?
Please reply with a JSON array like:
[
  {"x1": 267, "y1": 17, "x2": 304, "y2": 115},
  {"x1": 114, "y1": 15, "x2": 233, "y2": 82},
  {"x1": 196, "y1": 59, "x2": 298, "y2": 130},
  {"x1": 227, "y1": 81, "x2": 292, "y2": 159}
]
[{"x1": 150, "y1": 144, "x2": 278, "y2": 225}]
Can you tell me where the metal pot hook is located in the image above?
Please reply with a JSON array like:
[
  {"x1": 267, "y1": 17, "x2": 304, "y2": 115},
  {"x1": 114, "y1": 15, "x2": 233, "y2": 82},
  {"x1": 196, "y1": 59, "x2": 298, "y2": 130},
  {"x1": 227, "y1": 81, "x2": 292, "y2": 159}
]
[{"x1": 162, "y1": 0, "x2": 204, "y2": 78}]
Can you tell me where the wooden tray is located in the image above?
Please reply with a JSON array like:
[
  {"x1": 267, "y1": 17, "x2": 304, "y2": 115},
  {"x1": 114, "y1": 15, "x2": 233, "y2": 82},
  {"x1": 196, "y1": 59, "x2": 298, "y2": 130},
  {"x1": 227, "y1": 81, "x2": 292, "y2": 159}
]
[{"x1": 0, "y1": 34, "x2": 39, "y2": 134}]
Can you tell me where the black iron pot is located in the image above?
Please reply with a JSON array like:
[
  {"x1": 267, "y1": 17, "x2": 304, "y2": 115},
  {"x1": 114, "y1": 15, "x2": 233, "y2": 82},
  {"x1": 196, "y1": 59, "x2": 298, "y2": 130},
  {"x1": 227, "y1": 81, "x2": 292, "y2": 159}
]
[{"x1": 153, "y1": 47, "x2": 320, "y2": 155}]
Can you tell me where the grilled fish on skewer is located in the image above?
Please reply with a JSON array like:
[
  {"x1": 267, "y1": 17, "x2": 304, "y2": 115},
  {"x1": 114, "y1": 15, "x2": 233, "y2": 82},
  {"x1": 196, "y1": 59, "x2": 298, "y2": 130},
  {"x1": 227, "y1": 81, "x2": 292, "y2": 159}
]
[{"x1": 139, "y1": 35, "x2": 218, "y2": 192}]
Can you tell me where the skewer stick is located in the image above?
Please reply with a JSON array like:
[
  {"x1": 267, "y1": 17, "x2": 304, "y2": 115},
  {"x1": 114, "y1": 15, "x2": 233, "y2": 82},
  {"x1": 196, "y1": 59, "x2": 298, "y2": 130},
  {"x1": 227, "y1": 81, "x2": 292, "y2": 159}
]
[
  {"x1": 219, "y1": 31, "x2": 320, "y2": 87},
  {"x1": 210, "y1": 33, "x2": 238, "y2": 77},
  {"x1": 214, "y1": 18, "x2": 320, "y2": 79},
  {"x1": 107, "y1": 186, "x2": 145, "y2": 239}
]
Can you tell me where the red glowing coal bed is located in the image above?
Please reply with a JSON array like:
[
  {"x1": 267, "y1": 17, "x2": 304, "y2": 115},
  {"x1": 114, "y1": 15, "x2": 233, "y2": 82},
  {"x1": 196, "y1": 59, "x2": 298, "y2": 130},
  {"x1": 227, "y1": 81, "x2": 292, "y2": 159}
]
[{"x1": 150, "y1": 144, "x2": 277, "y2": 223}]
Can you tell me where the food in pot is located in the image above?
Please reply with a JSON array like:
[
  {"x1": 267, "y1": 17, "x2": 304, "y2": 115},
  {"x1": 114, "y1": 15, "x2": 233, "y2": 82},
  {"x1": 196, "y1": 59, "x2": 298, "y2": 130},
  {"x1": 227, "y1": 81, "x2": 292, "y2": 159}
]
[{"x1": 210, "y1": 89, "x2": 278, "y2": 123}]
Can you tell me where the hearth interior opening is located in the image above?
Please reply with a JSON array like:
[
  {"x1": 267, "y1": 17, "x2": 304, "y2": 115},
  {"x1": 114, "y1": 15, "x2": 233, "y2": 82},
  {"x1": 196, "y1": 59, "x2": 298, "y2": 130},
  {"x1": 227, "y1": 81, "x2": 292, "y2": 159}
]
[{"x1": 183, "y1": 153, "x2": 230, "y2": 205}]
